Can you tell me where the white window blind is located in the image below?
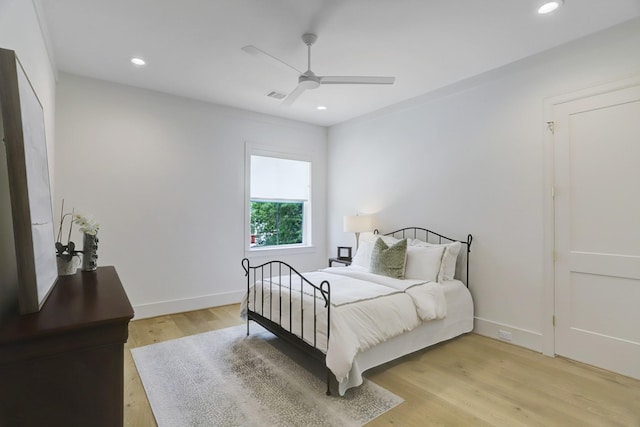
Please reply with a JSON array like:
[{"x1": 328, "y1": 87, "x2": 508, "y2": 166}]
[{"x1": 250, "y1": 155, "x2": 310, "y2": 201}]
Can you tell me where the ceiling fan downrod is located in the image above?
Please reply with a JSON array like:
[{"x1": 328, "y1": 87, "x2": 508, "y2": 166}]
[{"x1": 302, "y1": 33, "x2": 317, "y2": 73}]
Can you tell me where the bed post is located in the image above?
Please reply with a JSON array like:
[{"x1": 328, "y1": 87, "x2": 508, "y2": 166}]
[
  {"x1": 320, "y1": 280, "x2": 331, "y2": 395},
  {"x1": 242, "y1": 258, "x2": 250, "y2": 336},
  {"x1": 466, "y1": 234, "x2": 473, "y2": 287}
]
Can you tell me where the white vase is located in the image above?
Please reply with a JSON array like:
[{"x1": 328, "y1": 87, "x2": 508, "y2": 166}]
[{"x1": 57, "y1": 256, "x2": 79, "y2": 276}]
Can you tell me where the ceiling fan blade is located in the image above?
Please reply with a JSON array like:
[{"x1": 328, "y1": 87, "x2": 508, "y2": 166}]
[
  {"x1": 281, "y1": 83, "x2": 308, "y2": 106},
  {"x1": 241, "y1": 45, "x2": 302, "y2": 74},
  {"x1": 319, "y1": 76, "x2": 395, "y2": 85}
]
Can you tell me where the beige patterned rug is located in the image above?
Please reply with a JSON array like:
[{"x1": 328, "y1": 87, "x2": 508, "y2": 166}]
[{"x1": 131, "y1": 324, "x2": 403, "y2": 427}]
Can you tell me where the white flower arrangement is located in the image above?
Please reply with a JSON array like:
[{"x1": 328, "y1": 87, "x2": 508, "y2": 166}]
[{"x1": 74, "y1": 213, "x2": 100, "y2": 236}]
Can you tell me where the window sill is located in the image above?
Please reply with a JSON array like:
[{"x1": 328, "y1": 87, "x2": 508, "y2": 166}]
[{"x1": 245, "y1": 245, "x2": 316, "y2": 258}]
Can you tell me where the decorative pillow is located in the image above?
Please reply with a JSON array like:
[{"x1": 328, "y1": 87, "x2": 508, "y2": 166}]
[
  {"x1": 404, "y1": 245, "x2": 446, "y2": 282},
  {"x1": 351, "y1": 232, "x2": 401, "y2": 269},
  {"x1": 369, "y1": 238, "x2": 408, "y2": 279},
  {"x1": 410, "y1": 239, "x2": 462, "y2": 282}
]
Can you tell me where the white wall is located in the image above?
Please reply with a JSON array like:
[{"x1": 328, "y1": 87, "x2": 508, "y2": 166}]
[
  {"x1": 0, "y1": 0, "x2": 56, "y2": 181},
  {"x1": 55, "y1": 73, "x2": 327, "y2": 319},
  {"x1": 327, "y1": 18, "x2": 640, "y2": 352},
  {"x1": 0, "y1": 0, "x2": 56, "y2": 318}
]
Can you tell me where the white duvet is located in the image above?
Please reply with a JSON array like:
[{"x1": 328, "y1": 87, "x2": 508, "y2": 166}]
[{"x1": 240, "y1": 266, "x2": 447, "y2": 384}]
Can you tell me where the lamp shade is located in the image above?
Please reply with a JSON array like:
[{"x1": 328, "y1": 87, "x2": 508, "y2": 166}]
[{"x1": 343, "y1": 215, "x2": 374, "y2": 233}]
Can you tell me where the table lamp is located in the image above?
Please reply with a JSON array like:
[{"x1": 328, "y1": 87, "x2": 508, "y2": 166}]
[{"x1": 343, "y1": 214, "x2": 374, "y2": 250}]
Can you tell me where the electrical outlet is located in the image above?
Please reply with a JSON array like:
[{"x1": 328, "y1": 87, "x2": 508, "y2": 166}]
[{"x1": 498, "y1": 330, "x2": 512, "y2": 341}]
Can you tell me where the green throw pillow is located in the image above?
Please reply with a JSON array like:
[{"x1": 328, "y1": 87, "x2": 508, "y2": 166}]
[{"x1": 369, "y1": 237, "x2": 407, "y2": 279}]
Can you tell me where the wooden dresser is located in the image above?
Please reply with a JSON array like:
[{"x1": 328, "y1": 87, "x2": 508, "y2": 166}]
[{"x1": 0, "y1": 266, "x2": 134, "y2": 427}]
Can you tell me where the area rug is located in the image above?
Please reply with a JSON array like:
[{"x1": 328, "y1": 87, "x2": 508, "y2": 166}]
[{"x1": 131, "y1": 324, "x2": 403, "y2": 427}]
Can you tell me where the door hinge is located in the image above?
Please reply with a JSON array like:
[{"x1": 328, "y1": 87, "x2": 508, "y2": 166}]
[
  {"x1": 551, "y1": 186, "x2": 555, "y2": 199},
  {"x1": 546, "y1": 121, "x2": 555, "y2": 134},
  {"x1": 552, "y1": 315, "x2": 556, "y2": 326},
  {"x1": 553, "y1": 250, "x2": 557, "y2": 262}
]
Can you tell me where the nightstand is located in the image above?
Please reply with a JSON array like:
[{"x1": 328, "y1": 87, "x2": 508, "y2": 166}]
[{"x1": 329, "y1": 257, "x2": 352, "y2": 267}]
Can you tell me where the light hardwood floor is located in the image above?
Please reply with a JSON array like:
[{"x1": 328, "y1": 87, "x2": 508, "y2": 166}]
[{"x1": 124, "y1": 304, "x2": 640, "y2": 426}]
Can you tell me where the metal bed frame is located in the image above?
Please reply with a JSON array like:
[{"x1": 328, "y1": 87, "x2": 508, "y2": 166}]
[
  {"x1": 242, "y1": 227, "x2": 472, "y2": 395},
  {"x1": 241, "y1": 258, "x2": 333, "y2": 394}
]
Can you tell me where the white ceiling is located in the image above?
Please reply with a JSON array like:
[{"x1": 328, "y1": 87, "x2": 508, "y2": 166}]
[{"x1": 39, "y1": 0, "x2": 640, "y2": 127}]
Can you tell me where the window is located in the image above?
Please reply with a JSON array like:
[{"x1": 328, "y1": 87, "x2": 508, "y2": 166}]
[
  {"x1": 247, "y1": 150, "x2": 311, "y2": 250},
  {"x1": 250, "y1": 201, "x2": 303, "y2": 246}
]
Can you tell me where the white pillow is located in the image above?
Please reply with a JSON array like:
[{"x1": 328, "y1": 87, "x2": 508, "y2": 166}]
[
  {"x1": 360, "y1": 231, "x2": 400, "y2": 245},
  {"x1": 351, "y1": 232, "x2": 401, "y2": 269},
  {"x1": 358, "y1": 231, "x2": 377, "y2": 244},
  {"x1": 404, "y1": 245, "x2": 445, "y2": 282},
  {"x1": 410, "y1": 239, "x2": 462, "y2": 282},
  {"x1": 351, "y1": 239, "x2": 374, "y2": 268}
]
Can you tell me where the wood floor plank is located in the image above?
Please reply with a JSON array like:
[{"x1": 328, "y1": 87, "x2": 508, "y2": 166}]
[{"x1": 123, "y1": 305, "x2": 640, "y2": 426}]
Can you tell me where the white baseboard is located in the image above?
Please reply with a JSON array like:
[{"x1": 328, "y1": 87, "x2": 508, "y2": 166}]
[
  {"x1": 474, "y1": 317, "x2": 543, "y2": 353},
  {"x1": 132, "y1": 290, "x2": 244, "y2": 320},
  {"x1": 132, "y1": 299, "x2": 546, "y2": 353}
]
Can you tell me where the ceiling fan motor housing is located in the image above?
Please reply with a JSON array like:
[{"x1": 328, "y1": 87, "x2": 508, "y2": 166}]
[{"x1": 299, "y1": 71, "x2": 320, "y2": 89}]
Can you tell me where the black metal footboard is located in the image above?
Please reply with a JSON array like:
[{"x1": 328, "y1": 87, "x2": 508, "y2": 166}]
[{"x1": 241, "y1": 258, "x2": 333, "y2": 395}]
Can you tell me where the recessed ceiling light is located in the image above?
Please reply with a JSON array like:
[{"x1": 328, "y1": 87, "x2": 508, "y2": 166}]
[
  {"x1": 317, "y1": 106, "x2": 327, "y2": 110},
  {"x1": 537, "y1": 0, "x2": 563, "y2": 14},
  {"x1": 130, "y1": 57, "x2": 146, "y2": 66}
]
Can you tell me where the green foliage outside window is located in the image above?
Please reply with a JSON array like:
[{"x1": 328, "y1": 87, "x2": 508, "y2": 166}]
[{"x1": 250, "y1": 201, "x2": 303, "y2": 246}]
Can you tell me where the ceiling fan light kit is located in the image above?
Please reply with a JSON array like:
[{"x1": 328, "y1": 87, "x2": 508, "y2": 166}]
[{"x1": 242, "y1": 33, "x2": 396, "y2": 106}]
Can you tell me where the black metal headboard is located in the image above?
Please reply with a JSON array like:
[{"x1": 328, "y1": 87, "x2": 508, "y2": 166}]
[{"x1": 378, "y1": 227, "x2": 473, "y2": 287}]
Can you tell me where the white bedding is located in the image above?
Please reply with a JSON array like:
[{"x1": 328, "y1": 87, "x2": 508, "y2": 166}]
[
  {"x1": 337, "y1": 278, "x2": 474, "y2": 394},
  {"x1": 240, "y1": 266, "x2": 449, "y2": 390}
]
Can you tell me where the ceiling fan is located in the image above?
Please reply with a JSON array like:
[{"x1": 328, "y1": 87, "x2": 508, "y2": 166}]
[{"x1": 242, "y1": 33, "x2": 395, "y2": 106}]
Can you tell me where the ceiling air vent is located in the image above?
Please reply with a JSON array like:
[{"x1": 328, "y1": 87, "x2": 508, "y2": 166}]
[{"x1": 266, "y1": 90, "x2": 286, "y2": 100}]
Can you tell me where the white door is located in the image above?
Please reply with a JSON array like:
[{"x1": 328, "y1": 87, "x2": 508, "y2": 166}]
[{"x1": 553, "y1": 83, "x2": 640, "y2": 379}]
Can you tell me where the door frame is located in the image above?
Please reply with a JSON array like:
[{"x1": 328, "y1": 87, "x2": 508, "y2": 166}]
[{"x1": 541, "y1": 74, "x2": 640, "y2": 357}]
